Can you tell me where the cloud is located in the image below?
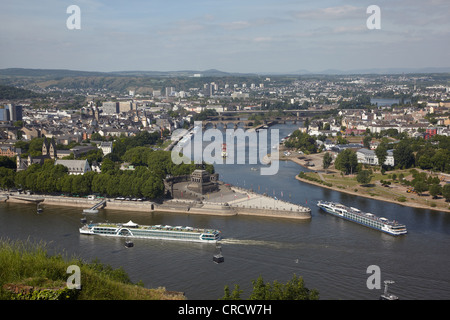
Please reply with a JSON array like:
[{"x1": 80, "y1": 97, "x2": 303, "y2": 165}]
[
  {"x1": 253, "y1": 37, "x2": 272, "y2": 43},
  {"x1": 293, "y1": 5, "x2": 364, "y2": 20},
  {"x1": 222, "y1": 21, "x2": 251, "y2": 30},
  {"x1": 332, "y1": 25, "x2": 367, "y2": 34},
  {"x1": 155, "y1": 18, "x2": 208, "y2": 37},
  {"x1": 0, "y1": 0, "x2": 449, "y2": 73}
]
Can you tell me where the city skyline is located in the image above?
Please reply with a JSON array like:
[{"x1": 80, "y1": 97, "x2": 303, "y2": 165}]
[{"x1": 0, "y1": 0, "x2": 449, "y2": 74}]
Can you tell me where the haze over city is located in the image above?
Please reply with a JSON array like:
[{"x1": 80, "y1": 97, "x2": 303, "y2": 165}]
[{"x1": 1, "y1": 0, "x2": 449, "y2": 74}]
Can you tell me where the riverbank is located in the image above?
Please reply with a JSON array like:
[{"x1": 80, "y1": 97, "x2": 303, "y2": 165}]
[
  {"x1": 295, "y1": 175, "x2": 450, "y2": 213},
  {"x1": 3, "y1": 188, "x2": 311, "y2": 220},
  {"x1": 281, "y1": 150, "x2": 450, "y2": 213}
]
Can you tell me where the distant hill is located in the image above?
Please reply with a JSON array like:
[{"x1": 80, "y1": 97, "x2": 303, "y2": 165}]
[
  {"x1": 2, "y1": 67, "x2": 449, "y2": 79},
  {"x1": 0, "y1": 67, "x2": 448, "y2": 94},
  {"x1": 0, "y1": 68, "x2": 255, "y2": 78},
  {"x1": 0, "y1": 68, "x2": 109, "y2": 78},
  {"x1": 290, "y1": 67, "x2": 450, "y2": 75},
  {"x1": 0, "y1": 68, "x2": 261, "y2": 93},
  {"x1": 0, "y1": 85, "x2": 43, "y2": 99}
]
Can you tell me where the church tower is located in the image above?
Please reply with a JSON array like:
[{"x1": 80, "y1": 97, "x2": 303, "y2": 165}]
[
  {"x1": 42, "y1": 137, "x2": 57, "y2": 159},
  {"x1": 48, "y1": 137, "x2": 57, "y2": 159},
  {"x1": 42, "y1": 138, "x2": 49, "y2": 156}
]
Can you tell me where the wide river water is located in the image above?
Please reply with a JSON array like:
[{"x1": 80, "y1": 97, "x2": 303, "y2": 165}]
[{"x1": 1, "y1": 123, "x2": 449, "y2": 300}]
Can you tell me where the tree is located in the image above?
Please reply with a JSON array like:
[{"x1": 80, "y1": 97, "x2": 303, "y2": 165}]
[
  {"x1": 415, "y1": 145, "x2": 435, "y2": 169},
  {"x1": 222, "y1": 274, "x2": 319, "y2": 300},
  {"x1": 249, "y1": 275, "x2": 319, "y2": 300},
  {"x1": 393, "y1": 140, "x2": 414, "y2": 169},
  {"x1": 414, "y1": 180, "x2": 428, "y2": 196},
  {"x1": 60, "y1": 175, "x2": 73, "y2": 194},
  {"x1": 442, "y1": 184, "x2": 450, "y2": 202},
  {"x1": 417, "y1": 154, "x2": 433, "y2": 170},
  {"x1": 220, "y1": 285, "x2": 242, "y2": 300},
  {"x1": 140, "y1": 175, "x2": 164, "y2": 199},
  {"x1": 429, "y1": 184, "x2": 442, "y2": 199},
  {"x1": 284, "y1": 130, "x2": 317, "y2": 154},
  {"x1": 334, "y1": 149, "x2": 358, "y2": 175},
  {"x1": 3, "y1": 148, "x2": 196, "y2": 200},
  {"x1": 106, "y1": 175, "x2": 121, "y2": 197},
  {"x1": 249, "y1": 276, "x2": 269, "y2": 300},
  {"x1": 431, "y1": 149, "x2": 450, "y2": 173},
  {"x1": 90, "y1": 132, "x2": 103, "y2": 141},
  {"x1": 356, "y1": 170, "x2": 372, "y2": 186},
  {"x1": 303, "y1": 118, "x2": 310, "y2": 129},
  {"x1": 0, "y1": 167, "x2": 15, "y2": 190},
  {"x1": 0, "y1": 156, "x2": 16, "y2": 169},
  {"x1": 375, "y1": 143, "x2": 388, "y2": 167},
  {"x1": 91, "y1": 172, "x2": 110, "y2": 195},
  {"x1": 123, "y1": 147, "x2": 153, "y2": 166},
  {"x1": 322, "y1": 152, "x2": 332, "y2": 172},
  {"x1": 71, "y1": 174, "x2": 91, "y2": 195},
  {"x1": 336, "y1": 136, "x2": 348, "y2": 145},
  {"x1": 100, "y1": 158, "x2": 115, "y2": 173},
  {"x1": 363, "y1": 136, "x2": 372, "y2": 149}
]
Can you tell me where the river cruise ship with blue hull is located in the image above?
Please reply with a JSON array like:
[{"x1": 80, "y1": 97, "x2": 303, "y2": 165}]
[
  {"x1": 80, "y1": 220, "x2": 221, "y2": 243},
  {"x1": 317, "y1": 201, "x2": 407, "y2": 236}
]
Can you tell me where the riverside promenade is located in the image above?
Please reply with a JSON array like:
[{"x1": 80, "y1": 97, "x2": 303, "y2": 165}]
[
  {"x1": 158, "y1": 182, "x2": 311, "y2": 220},
  {"x1": 2, "y1": 184, "x2": 311, "y2": 220}
]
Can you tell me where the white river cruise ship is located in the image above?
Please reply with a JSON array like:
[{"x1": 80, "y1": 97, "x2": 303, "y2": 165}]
[
  {"x1": 317, "y1": 201, "x2": 407, "y2": 236},
  {"x1": 80, "y1": 220, "x2": 221, "y2": 243}
]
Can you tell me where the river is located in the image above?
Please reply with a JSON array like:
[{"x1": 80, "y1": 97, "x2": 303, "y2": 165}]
[{"x1": 1, "y1": 123, "x2": 449, "y2": 300}]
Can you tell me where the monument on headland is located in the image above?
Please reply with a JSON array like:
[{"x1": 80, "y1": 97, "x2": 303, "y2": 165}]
[
  {"x1": 161, "y1": 165, "x2": 311, "y2": 220},
  {"x1": 187, "y1": 169, "x2": 219, "y2": 195},
  {"x1": 163, "y1": 164, "x2": 220, "y2": 201}
]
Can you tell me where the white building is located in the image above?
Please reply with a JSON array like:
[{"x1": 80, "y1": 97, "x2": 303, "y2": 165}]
[
  {"x1": 356, "y1": 148, "x2": 395, "y2": 167},
  {"x1": 100, "y1": 141, "x2": 113, "y2": 155},
  {"x1": 54, "y1": 159, "x2": 92, "y2": 175}
]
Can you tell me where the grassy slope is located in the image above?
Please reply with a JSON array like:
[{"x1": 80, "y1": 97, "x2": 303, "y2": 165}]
[{"x1": 0, "y1": 239, "x2": 184, "y2": 300}]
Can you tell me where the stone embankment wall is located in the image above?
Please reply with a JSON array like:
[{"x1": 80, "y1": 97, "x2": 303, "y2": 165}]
[
  {"x1": 4, "y1": 193, "x2": 311, "y2": 220},
  {"x1": 234, "y1": 206, "x2": 311, "y2": 219}
]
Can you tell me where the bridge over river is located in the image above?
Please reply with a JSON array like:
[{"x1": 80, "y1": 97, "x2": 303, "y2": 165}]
[{"x1": 200, "y1": 109, "x2": 329, "y2": 129}]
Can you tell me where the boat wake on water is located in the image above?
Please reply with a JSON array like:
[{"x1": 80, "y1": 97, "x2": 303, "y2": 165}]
[{"x1": 220, "y1": 238, "x2": 298, "y2": 249}]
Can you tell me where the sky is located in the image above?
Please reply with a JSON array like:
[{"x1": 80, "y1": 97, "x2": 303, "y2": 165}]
[{"x1": 0, "y1": 0, "x2": 449, "y2": 74}]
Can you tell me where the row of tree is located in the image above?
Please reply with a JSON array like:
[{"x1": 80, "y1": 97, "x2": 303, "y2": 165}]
[
  {"x1": 0, "y1": 150, "x2": 208, "y2": 199},
  {"x1": 405, "y1": 169, "x2": 450, "y2": 200},
  {"x1": 329, "y1": 134, "x2": 450, "y2": 175},
  {"x1": 371, "y1": 135, "x2": 450, "y2": 173},
  {"x1": 220, "y1": 274, "x2": 319, "y2": 300},
  {"x1": 323, "y1": 155, "x2": 450, "y2": 201}
]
